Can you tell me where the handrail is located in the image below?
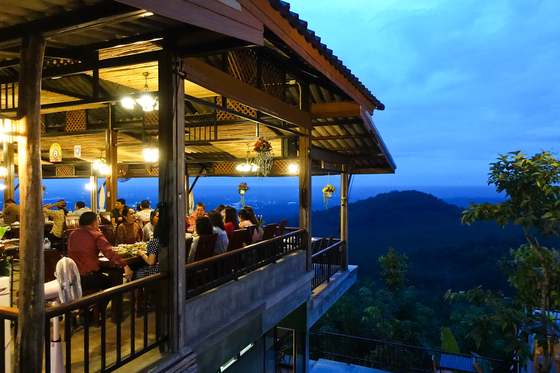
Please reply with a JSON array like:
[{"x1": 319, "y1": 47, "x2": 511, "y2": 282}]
[
  {"x1": 311, "y1": 241, "x2": 343, "y2": 258},
  {"x1": 186, "y1": 229, "x2": 305, "y2": 298},
  {"x1": 0, "y1": 305, "x2": 18, "y2": 319},
  {"x1": 186, "y1": 230, "x2": 302, "y2": 271},
  {"x1": 311, "y1": 241, "x2": 343, "y2": 290},
  {"x1": 45, "y1": 272, "x2": 168, "y2": 317},
  {"x1": 310, "y1": 332, "x2": 518, "y2": 373}
]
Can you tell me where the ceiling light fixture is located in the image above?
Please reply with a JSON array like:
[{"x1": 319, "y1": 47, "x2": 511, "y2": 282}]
[{"x1": 121, "y1": 72, "x2": 158, "y2": 112}]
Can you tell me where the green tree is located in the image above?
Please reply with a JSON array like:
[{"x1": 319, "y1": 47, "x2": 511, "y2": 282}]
[{"x1": 461, "y1": 150, "x2": 560, "y2": 372}]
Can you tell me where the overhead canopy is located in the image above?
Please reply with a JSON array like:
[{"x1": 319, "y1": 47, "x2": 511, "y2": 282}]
[{"x1": 0, "y1": 0, "x2": 395, "y2": 178}]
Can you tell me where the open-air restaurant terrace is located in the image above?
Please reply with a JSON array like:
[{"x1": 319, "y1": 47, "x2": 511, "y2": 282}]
[{"x1": 0, "y1": 0, "x2": 395, "y2": 372}]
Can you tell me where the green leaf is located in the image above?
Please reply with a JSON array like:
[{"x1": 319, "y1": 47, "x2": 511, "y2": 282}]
[{"x1": 441, "y1": 327, "x2": 461, "y2": 353}]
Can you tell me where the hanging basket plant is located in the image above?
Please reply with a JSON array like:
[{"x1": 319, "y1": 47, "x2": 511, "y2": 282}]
[
  {"x1": 322, "y1": 184, "x2": 336, "y2": 209},
  {"x1": 253, "y1": 137, "x2": 274, "y2": 178},
  {"x1": 237, "y1": 182, "x2": 249, "y2": 206}
]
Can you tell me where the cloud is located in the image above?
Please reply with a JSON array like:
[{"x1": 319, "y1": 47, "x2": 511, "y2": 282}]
[{"x1": 287, "y1": 0, "x2": 560, "y2": 186}]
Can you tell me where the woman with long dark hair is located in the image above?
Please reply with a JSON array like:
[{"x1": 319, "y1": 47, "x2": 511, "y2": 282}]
[
  {"x1": 208, "y1": 211, "x2": 228, "y2": 255},
  {"x1": 223, "y1": 206, "x2": 239, "y2": 237}
]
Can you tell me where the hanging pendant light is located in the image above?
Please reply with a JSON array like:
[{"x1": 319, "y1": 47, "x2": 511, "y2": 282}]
[
  {"x1": 143, "y1": 147, "x2": 159, "y2": 163},
  {"x1": 120, "y1": 72, "x2": 158, "y2": 112}
]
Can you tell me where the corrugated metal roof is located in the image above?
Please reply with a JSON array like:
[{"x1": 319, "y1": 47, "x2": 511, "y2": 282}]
[{"x1": 267, "y1": 0, "x2": 385, "y2": 111}]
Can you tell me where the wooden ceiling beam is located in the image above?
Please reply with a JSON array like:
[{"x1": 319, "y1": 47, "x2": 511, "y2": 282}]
[
  {"x1": 0, "y1": 2, "x2": 146, "y2": 48},
  {"x1": 183, "y1": 57, "x2": 311, "y2": 129},
  {"x1": 310, "y1": 145, "x2": 350, "y2": 165},
  {"x1": 0, "y1": 50, "x2": 159, "y2": 85},
  {"x1": 117, "y1": 0, "x2": 264, "y2": 45},
  {"x1": 310, "y1": 101, "x2": 361, "y2": 119}
]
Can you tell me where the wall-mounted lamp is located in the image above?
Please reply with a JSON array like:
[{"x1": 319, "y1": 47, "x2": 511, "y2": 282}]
[
  {"x1": 288, "y1": 164, "x2": 298, "y2": 174},
  {"x1": 0, "y1": 118, "x2": 17, "y2": 144}
]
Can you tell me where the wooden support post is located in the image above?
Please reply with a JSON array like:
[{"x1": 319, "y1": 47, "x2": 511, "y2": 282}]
[
  {"x1": 158, "y1": 48, "x2": 186, "y2": 351},
  {"x1": 298, "y1": 128, "x2": 312, "y2": 270},
  {"x1": 2, "y1": 142, "x2": 15, "y2": 202},
  {"x1": 106, "y1": 105, "x2": 117, "y2": 211},
  {"x1": 340, "y1": 172, "x2": 349, "y2": 270},
  {"x1": 15, "y1": 33, "x2": 46, "y2": 373}
]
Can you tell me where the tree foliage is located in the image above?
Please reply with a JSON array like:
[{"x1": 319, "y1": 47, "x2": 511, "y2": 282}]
[{"x1": 458, "y1": 150, "x2": 560, "y2": 372}]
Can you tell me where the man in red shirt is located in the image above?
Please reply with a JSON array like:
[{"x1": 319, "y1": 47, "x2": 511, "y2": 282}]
[{"x1": 68, "y1": 212, "x2": 133, "y2": 292}]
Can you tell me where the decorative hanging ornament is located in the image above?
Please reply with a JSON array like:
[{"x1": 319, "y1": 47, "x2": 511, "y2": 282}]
[
  {"x1": 322, "y1": 184, "x2": 336, "y2": 209},
  {"x1": 237, "y1": 182, "x2": 249, "y2": 206},
  {"x1": 253, "y1": 137, "x2": 274, "y2": 178}
]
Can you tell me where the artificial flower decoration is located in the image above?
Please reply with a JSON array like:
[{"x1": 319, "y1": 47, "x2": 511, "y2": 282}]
[
  {"x1": 253, "y1": 137, "x2": 274, "y2": 178},
  {"x1": 253, "y1": 137, "x2": 272, "y2": 153},
  {"x1": 322, "y1": 184, "x2": 336, "y2": 209},
  {"x1": 237, "y1": 182, "x2": 249, "y2": 206}
]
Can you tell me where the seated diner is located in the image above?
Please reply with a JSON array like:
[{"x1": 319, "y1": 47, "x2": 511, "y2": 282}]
[
  {"x1": 116, "y1": 205, "x2": 142, "y2": 245},
  {"x1": 187, "y1": 216, "x2": 214, "y2": 263},
  {"x1": 208, "y1": 211, "x2": 228, "y2": 255},
  {"x1": 136, "y1": 221, "x2": 160, "y2": 278},
  {"x1": 223, "y1": 206, "x2": 239, "y2": 237},
  {"x1": 238, "y1": 209, "x2": 260, "y2": 243},
  {"x1": 68, "y1": 212, "x2": 133, "y2": 293},
  {"x1": 143, "y1": 210, "x2": 159, "y2": 241}
]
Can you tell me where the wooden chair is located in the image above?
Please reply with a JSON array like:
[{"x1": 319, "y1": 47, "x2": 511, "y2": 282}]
[
  {"x1": 65, "y1": 215, "x2": 80, "y2": 229},
  {"x1": 99, "y1": 225, "x2": 116, "y2": 246},
  {"x1": 99, "y1": 212, "x2": 112, "y2": 225},
  {"x1": 311, "y1": 239, "x2": 322, "y2": 254},
  {"x1": 276, "y1": 219, "x2": 287, "y2": 236},
  {"x1": 262, "y1": 224, "x2": 277, "y2": 241},
  {"x1": 44, "y1": 249, "x2": 62, "y2": 283},
  {"x1": 185, "y1": 237, "x2": 193, "y2": 265},
  {"x1": 193, "y1": 233, "x2": 218, "y2": 262},
  {"x1": 326, "y1": 235, "x2": 334, "y2": 248},
  {"x1": 62, "y1": 229, "x2": 76, "y2": 256},
  {"x1": 227, "y1": 229, "x2": 250, "y2": 252}
]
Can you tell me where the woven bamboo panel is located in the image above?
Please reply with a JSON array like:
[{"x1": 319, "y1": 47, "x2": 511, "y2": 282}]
[
  {"x1": 65, "y1": 110, "x2": 86, "y2": 131},
  {"x1": 56, "y1": 166, "x2": 75, "y2": 177},
  {"x1": 274, "y1": 160, "x2": 293, "y2": 174},
  {"x1": 144, "y1": 111, "x2": 158, "y2": 126},
  {"x1": 215, "y1": 162, "x2": 236, "y2": 175},
  {"x1": 118, "y1": 164, "x2": 129, "y2": 178},
  {"x1": 216, "y1": 97, "x2": 256, "y2": 121},
  {"x1": 41, "y1": 115, "x2": 45, "y2": 134},
  {"x1": 228, "y1": 50, "x2": 258, "y2": 87},
  {"x1": 146, "y1": 165, "x2": 159, "y2": 176},
  {"x1": 262, "y1": 58, "x2": 284, "y2": 100}
]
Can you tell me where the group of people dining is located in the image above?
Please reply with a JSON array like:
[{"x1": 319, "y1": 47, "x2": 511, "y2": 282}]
[{"x1": 63, "y1": 199, "x2": 266, "y2": 298}]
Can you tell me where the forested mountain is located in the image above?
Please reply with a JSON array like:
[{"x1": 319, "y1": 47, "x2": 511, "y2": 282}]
[{"x1": 311, "y1": 190, "x2": 560, "y2": 296}]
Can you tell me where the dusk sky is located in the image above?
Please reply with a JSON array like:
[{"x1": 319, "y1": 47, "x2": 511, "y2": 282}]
[{"x1": 287, "y1": 0, "x2": 560, "y2": 190}]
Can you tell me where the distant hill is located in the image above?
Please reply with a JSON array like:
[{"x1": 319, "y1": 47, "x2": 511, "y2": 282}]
[{"x1": 310, "y1": 190, "x2": 560, "y2": 295}]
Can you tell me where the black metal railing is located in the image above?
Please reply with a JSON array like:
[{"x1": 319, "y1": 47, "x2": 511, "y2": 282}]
[
  {"x1": 311, "y1": 241, "x2": 343, "y2": 290},
  {"x1": 310, "y1": 332, "x2": 519, "y2": 373},
  {"x1": 186, "y1": 230, "x2": 305, "y2": 299},
  {"x1": 0, "y1": 273, "x2": 168, "y2": 373}
]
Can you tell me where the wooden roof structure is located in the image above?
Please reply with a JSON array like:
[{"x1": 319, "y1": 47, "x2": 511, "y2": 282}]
[{"x1": 0, "y1": 0, "x2": 395, "y2": 178}]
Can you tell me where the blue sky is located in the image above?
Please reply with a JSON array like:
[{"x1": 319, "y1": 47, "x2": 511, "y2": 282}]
[{"x1": 286, "y1": 0, "x2": 560, "y2": 189}]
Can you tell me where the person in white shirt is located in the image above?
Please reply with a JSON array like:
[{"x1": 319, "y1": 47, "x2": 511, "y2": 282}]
[
  {"x1": 142, "y1": 210, "x2": 159, "y2": 241},
  {"x1": 136, "y1": 200, "x2": 152, "y2": 223},
  {"x1": 73, "y1": 201, "x2": 90, "y2": 216}
]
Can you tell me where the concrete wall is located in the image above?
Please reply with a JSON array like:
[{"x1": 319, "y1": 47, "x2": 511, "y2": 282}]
[
  {"x1": 184, "y1": 251, "x2": 314, "y2": 373},
  {"x1": 307, "y1": 265, "x2": 358, "y2": 328}
]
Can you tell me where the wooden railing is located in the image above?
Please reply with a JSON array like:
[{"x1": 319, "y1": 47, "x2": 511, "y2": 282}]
[
  {"x1": 311, "y1": 241, "x2": 344, "y2": 290},
  {"x1": 0, "y1": 273, "x2": 168, "y2": 373},
  {"x1": 185, "y1": 230, "x2": 305, "y2": 299}
]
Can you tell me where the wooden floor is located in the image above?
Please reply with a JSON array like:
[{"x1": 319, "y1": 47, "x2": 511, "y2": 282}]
[{"x1": 7, "y1": 261, "x2": 166, "y2": 372}]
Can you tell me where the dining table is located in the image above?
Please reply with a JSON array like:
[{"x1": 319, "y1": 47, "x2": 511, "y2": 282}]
[{"x1": 99, "y1": 253, "x2": 145, "y2": 322}]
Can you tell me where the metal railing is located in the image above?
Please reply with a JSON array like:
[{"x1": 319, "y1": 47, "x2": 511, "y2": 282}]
[
  {"x1": 0, "y1": 273, "x2": 168, "y2": 373},
  {"x1": 186, "y1": 229, "x2": 304, "y2": 299},
  {"x1": 311, "y1": 241, "x2": 343, "y2": 290},
  {"x1": 310, "y1": 332, "x2": 519, "y2": 373}
]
